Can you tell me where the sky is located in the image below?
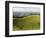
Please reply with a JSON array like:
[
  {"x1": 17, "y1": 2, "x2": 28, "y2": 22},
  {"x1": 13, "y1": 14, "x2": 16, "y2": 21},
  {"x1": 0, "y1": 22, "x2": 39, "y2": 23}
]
[
  {"x1": 13, "y1": 7, "x2": 40, "y2": 13},
  {"x1": 13, "y1": 7, "x2": 40, "y2": 17}
]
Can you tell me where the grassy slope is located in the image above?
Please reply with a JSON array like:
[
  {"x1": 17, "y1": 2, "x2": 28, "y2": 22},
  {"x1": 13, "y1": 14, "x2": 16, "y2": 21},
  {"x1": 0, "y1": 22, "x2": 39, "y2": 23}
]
[{"x1": 13, "y1": 15, "x2": 40, "y2": 31}]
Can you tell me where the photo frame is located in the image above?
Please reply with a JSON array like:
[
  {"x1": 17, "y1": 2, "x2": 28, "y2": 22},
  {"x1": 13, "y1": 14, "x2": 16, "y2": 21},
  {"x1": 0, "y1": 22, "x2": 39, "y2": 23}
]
[{"x1": 5, "y1": 1, "x2": 45, "y2": 37}]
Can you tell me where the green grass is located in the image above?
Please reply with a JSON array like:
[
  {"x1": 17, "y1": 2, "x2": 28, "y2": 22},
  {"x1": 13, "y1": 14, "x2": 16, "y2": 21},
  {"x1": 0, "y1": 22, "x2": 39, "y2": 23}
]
[{"x1": 13, "y1": 15, "x2": 40, "y2": 31}]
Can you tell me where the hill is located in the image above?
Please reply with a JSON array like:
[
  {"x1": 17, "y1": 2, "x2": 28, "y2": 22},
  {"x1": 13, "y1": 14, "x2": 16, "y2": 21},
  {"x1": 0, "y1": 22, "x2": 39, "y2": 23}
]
[{"x1": 13, "y1": 15, "x2": 40, "y2": 31}]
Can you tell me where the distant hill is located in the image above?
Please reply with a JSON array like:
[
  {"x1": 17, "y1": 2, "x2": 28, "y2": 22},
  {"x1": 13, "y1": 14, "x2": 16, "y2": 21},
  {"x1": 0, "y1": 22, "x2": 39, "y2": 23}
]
[{"x1": 13, "y1": 12, "x2": 40, "y2": 18}]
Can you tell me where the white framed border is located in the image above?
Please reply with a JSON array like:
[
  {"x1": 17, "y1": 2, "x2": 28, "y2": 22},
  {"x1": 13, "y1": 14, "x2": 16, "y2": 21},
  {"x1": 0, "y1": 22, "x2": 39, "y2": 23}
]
[{"x1": 9, "y1": 3, "x2": 43, "y2": 35}]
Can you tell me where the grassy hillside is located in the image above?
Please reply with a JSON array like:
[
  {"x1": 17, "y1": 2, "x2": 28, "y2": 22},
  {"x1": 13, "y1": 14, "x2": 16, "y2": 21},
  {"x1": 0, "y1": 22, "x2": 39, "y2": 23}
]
[{"x1": 13, "y1": 15, "x2": 40, "y2": 31}]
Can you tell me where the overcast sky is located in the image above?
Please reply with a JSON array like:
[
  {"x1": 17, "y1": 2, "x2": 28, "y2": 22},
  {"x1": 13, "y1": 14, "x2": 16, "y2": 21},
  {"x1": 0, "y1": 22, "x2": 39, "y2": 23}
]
[
  {"x1": 13, "y1": 7, "x2": 40, "y2": 13},
  {"x1": 13, "y1": 7, "x2": 40, "y2": 17}
]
